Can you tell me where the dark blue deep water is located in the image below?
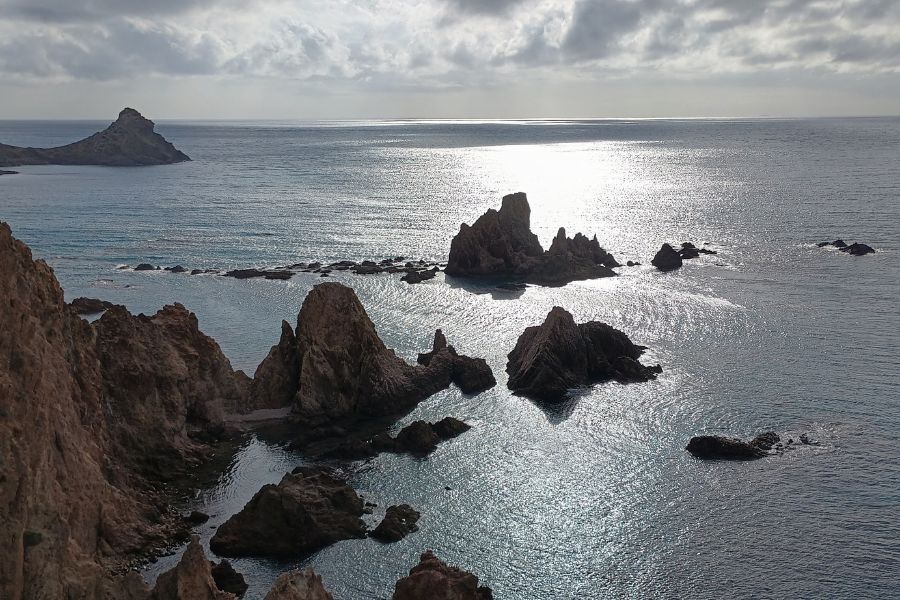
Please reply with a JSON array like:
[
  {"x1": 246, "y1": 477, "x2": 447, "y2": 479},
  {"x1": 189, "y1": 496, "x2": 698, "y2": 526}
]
[{"x1": 1, "y1": 118, "x2": 898, "y2": 599}]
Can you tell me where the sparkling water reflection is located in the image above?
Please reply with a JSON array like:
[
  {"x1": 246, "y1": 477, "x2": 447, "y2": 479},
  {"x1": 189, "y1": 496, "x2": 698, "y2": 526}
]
[{"x1": 1, "y1": 118, "x2": 898, "y2": 598}]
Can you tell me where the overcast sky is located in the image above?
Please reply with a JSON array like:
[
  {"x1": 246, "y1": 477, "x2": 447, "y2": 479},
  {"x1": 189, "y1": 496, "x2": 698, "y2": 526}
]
[{"x1": 1, "y1": 0, "x2": 899, "y2": 118}]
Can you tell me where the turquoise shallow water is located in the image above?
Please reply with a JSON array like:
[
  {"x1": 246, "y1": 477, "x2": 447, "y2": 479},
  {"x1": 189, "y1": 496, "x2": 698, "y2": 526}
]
[{"x1": 1, "y1": 118, "x2": 898, "y2": 598}]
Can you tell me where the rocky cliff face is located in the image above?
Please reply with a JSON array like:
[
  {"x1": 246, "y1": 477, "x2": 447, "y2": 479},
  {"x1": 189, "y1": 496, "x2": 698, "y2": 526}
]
[
  {"x1": 445, "y1": 193, "x2": 618, "y2": 286},
  {"x1": 250, "y1": 283, "x2": 495, "y2": 426},
  {"x1": 0, "y1": 108, "x2": 190, "y2": 167},
  {"x1": 93, "y1": 303, "x2": 250, "y2": 480},
  {"x1": 506, "y1": 307, "x2": 661, "y2": 402},
  {"x1": 263, "y1": 569, "x2": 334, "y2": 600},
  {"x1": 0, "y1": 222, "x2": 250, "y2": 599},
  {"x1": 149, "y1": 537, "x2": 236, "y2": 600}
]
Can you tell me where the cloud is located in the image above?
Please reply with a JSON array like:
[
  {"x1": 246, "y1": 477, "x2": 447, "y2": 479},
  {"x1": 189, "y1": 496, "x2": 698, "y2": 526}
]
[{"x1": 0, "y1": 0, "x2": 898, "y2": 101}]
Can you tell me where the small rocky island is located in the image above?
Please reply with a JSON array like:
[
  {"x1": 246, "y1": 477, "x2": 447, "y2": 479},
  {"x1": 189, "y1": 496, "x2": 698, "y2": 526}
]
[
  {"x1": 0, "y1": 108, "x2": 190, "y2": 167},
  {"x1": 445, "y1": 192, "x2": 620, "y2": 286},
  {"x1": 506, "y1": 306, "x2": 661, "y2": 402}
]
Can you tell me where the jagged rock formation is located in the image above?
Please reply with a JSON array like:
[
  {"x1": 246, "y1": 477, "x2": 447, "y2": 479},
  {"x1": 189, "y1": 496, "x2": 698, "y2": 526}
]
[
  {"x1": 0, "y1": 108, "x2": 190, "y2": 167},
  {"x1": 393, "y1": 551, "x2": 493, "y2": 600},
  {"x1": 417, "y1": 329, "x2": 496, "y2": 395},
  {"x1": 370, "y1": 504, "x2": 421, "y2": 542},
  {"x1": 249, "y1": 284, "x2": 495, "y2": 425},
  {"x1": 263, "y1": 569, "x2": 334, "y2": 600},
  {"x1": 686, "y1": 432, "x2": 780, "y2": 460},
  {"x1": 149, "y1": 537, "x2": 236, "y2": 600},
  {"x1": 506, "y1": 307, "x2": 661, "y2": 402},
  {"x1": 94, "y1": 304, "x2": 251, "y2": 479},
  {"x1": 445, "y1": 192, "x2": 618, "y2": 286},
  {"x1": 209, "y1": 467, "x2": 366, "y2": 558},
  {"x1": 0, "y1": 221, "x2": 252, "y2": 599}
]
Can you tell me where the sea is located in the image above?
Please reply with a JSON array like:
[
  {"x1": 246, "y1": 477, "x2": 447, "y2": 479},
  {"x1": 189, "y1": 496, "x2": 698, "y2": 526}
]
[{"x1": 1, "y1": 117, "x2": 898, "y2": 599}]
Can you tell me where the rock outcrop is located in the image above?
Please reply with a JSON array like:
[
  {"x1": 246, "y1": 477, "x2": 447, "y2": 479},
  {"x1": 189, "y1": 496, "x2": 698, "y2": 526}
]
[
  {"x1": 0, "y1": 108, "x2": 190, "y2": 167},
  {"x1": 149, "y1": 537, "x2": 236, "y2": 600},
  {"x1": 0, "y1": 221, "x2": 253, "y2": 599},
  {"x1": 393, "y1": 551, "x2": 493, "y2": 600},
  {"x1": 445, "y1": 193, "x2": 618, "y2": 287},
  {"x1": 685, "y1": 432, "x2": 780, "y2": 460},
  {"x1": 93, "y1": 303, "x2": 251, "y2": 479},
  {"x1": 370, "y1": 504, "x2": 421, "y2": 542},
  {"x1": 817, "y1": 239, "x2": 875, "y2": 255},
  {"x1": 211, "y1": 560, "x2": 248, "y2": 598},
  {"x1": 68, "y1": 296, "x2": 117, "y2": 315},
  {"x1": 506, "y1": 307, "x2": 661, "y2": 402},
  {"x1": 324, "y1": 417, "x2": 472, "y2": 460},
  {"x1": 250, "y1": 284, "x2": 495, "y2": 426},
  {"x1": 263, "y1": 569, "x2": 334, "y2": 600},
  {"x1": 651, "y1": 243, "x2": 682, "y2": 271},
  {"x1": 417, "y1": 329, "x2": 496, "y2": 395},
  {"x1": 209, "y1": 467, "x2": 366, "y2": 558}
]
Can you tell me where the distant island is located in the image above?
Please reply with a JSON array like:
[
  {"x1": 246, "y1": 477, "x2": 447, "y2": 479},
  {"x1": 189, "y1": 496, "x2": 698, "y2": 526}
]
[{"x1": 0, "y1": 108, "x2": 190, "y2": 167}]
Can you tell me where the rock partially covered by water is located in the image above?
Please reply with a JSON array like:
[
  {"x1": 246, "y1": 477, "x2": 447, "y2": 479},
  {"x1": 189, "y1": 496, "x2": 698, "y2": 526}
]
[
  {"x1": 817, "y1": 239, "x2": 875, "y2": 255},
  {"x1": 250, "y1": 284, "x2": 494, "y2": 426},
  {"x1": 0, "y1": 108, "x2": 190, "y2": 167},
  {"x1": 685, "y1": 432, "x2": 780, "y2": 460},
  {"x1": 445, "y1": 193, "x2": 618, "y2": 287},
  {"x1": 93, "y1": 303, "x2": 251, "y2": 479},
  {"x1": 150, "y1": 537, "x2": 236, "y2": 600},
  {"x1": 417, "y1": 329, "x2": 496, "y2": 394},
  {"x1": 392, "y1": 551, "x2": 493, "y2": 600},
  {"x1": 68, "y1": 296, "x2": 117, "y2": 315},
  {"x1": 370, "y1": 504, "x2": 421, "y2": 542},
  {"x1": 651, "y1": 243, "x2": 683, "y2": 271},
  {"x1": 506, "y1": 307, "x2": 660, "y2": 402},
  {"x1": 209, "y1": 467, "x2": 366, "y2": 558},
  {"x1": 325, "y1": 417, "x2": 472, "y2": 460},
  {"x1": 263, "y1": 569, "x2": 334, "y2": 600}
]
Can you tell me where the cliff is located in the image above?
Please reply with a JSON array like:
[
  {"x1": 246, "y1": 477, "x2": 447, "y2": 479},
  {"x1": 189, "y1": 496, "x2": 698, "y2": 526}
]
[{"x1": 0, "y1": 108, "x2": 190, "y2": 167}]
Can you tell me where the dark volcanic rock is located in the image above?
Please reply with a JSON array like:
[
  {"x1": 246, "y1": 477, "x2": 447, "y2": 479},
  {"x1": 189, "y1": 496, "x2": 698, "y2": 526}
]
[
  {"x1": 417, "y1": 329, "x2": 496, "y2": 394},
  {"x1": 506, "y1": 307, "x2": 659, "y2": 402},
  {"x1": 685, "y1": 431, "x2": 781, "y2": 460},
  {"x1": 324, "y1": 416, "x2": 472, "y2": 460},
  {"x1": 431, "y1": 416, "x2": 471, "y2": 439},
  {"x1": 211, "y1": 560, "x2": 248, "y2": 598},
  {"x1": 370, "y1": 504, "x2": 421, "y2": 542},
  {"x1": 392, "y1": 551, "x2": 493, "y2": 600},
  {"x1": 186, "y1": 510, "x2": 210, "y2": 525},
  {"x1": 209, "y1": 467, "x2": 366, "y2": 558},
  {"x1": 68, "y1": 296, "x2": 116, "y2": 315},
  {"x1": 251, "y1": 284, "x2": 494, "y2": 427},
  {"x1": 135, "y1": 263, "x2": 157, "y2": 271},
  {"x1": 224, "y1": 268, "x2": 293, "y2": 280},
  {"x1": 0, "y1": 108, "x2": 190, "y2": 167},
  {"x1": 841, "y1": 242, "x2": 875, "y2": 256},
  {"x1": 263, "y1": 569, "x2": 334, "y2": 600},
  {"x1": 395, "y1": 420, "x2": 442, "y2": 455},
  {"x1": 445, "y1": 193, "x2": 618, "y2": 287},
  {"x1": 0, "y1": 169, "x2": 18, "y2": 175},
  {"x1": 651, "y1": 243, "x2": 683, "y2": 271}
]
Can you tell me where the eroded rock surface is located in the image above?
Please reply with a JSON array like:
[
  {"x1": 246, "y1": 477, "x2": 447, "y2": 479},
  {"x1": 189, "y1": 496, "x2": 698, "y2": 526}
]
[
  {"x1": 263, "y1": 569, "x2": 334, "y2": 600},
  {"x1": 506, "y1": 307, "x2": 660, "y2": 402},
  {"x1": 0, "y1": 221, "x2": 253, "y2": 599},
  {"x1": 250, "y1": 284, "x2": 494, "y2": 426},
  {"x1": 68, "y1": 296, "x2": 117, "y2": 315},
  {"x1": 209, "y1": 467, "x2": 366, "y2": 558},
  {"x1": 445, "y1": 192, "x2": 618, "y2": 287},
  {"x1": 150, "y1": 537, "x2": 235, "y2": 600},
  {"x1": 324, "y1": 417, "x2": 472, "y2": 460},
  {"x1": 651, "y1": 243, "x2": 683, "y2": 271},
  {"x1": 393, "y1": 551, "x2": 493, "y2": 600},
  {"x1": 0, "y1": 108, "x2": 190, "y2": 167}
]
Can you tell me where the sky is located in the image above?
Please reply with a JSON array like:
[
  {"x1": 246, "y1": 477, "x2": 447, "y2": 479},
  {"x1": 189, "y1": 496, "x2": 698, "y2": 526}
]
[{"x1": 0, "y1": 0, "x2": 899, "y2": 119}]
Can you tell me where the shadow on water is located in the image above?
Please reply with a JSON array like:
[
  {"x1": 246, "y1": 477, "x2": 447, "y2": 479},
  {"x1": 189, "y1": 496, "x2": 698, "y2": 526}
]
[{"x1": 442, "y1": 273, "x2": 528, "y2": 300}]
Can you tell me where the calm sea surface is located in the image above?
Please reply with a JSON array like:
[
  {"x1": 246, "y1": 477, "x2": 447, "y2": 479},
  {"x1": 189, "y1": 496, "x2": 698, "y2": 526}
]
[{"x1": 1, "y1": 118, "x2": 898, "y2": 599}]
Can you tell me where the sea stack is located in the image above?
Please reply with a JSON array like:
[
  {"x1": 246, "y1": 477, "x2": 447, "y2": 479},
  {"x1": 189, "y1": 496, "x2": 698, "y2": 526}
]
[
  {"x1": 445, "y1": 193, "x2": 619, "y2": 287},
  {"x1": 506, "y1": 306, "x2": 660, "y2": 402},
  {"x1": 0, "y1": 108, "x2": 190, "y2": 167}
]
